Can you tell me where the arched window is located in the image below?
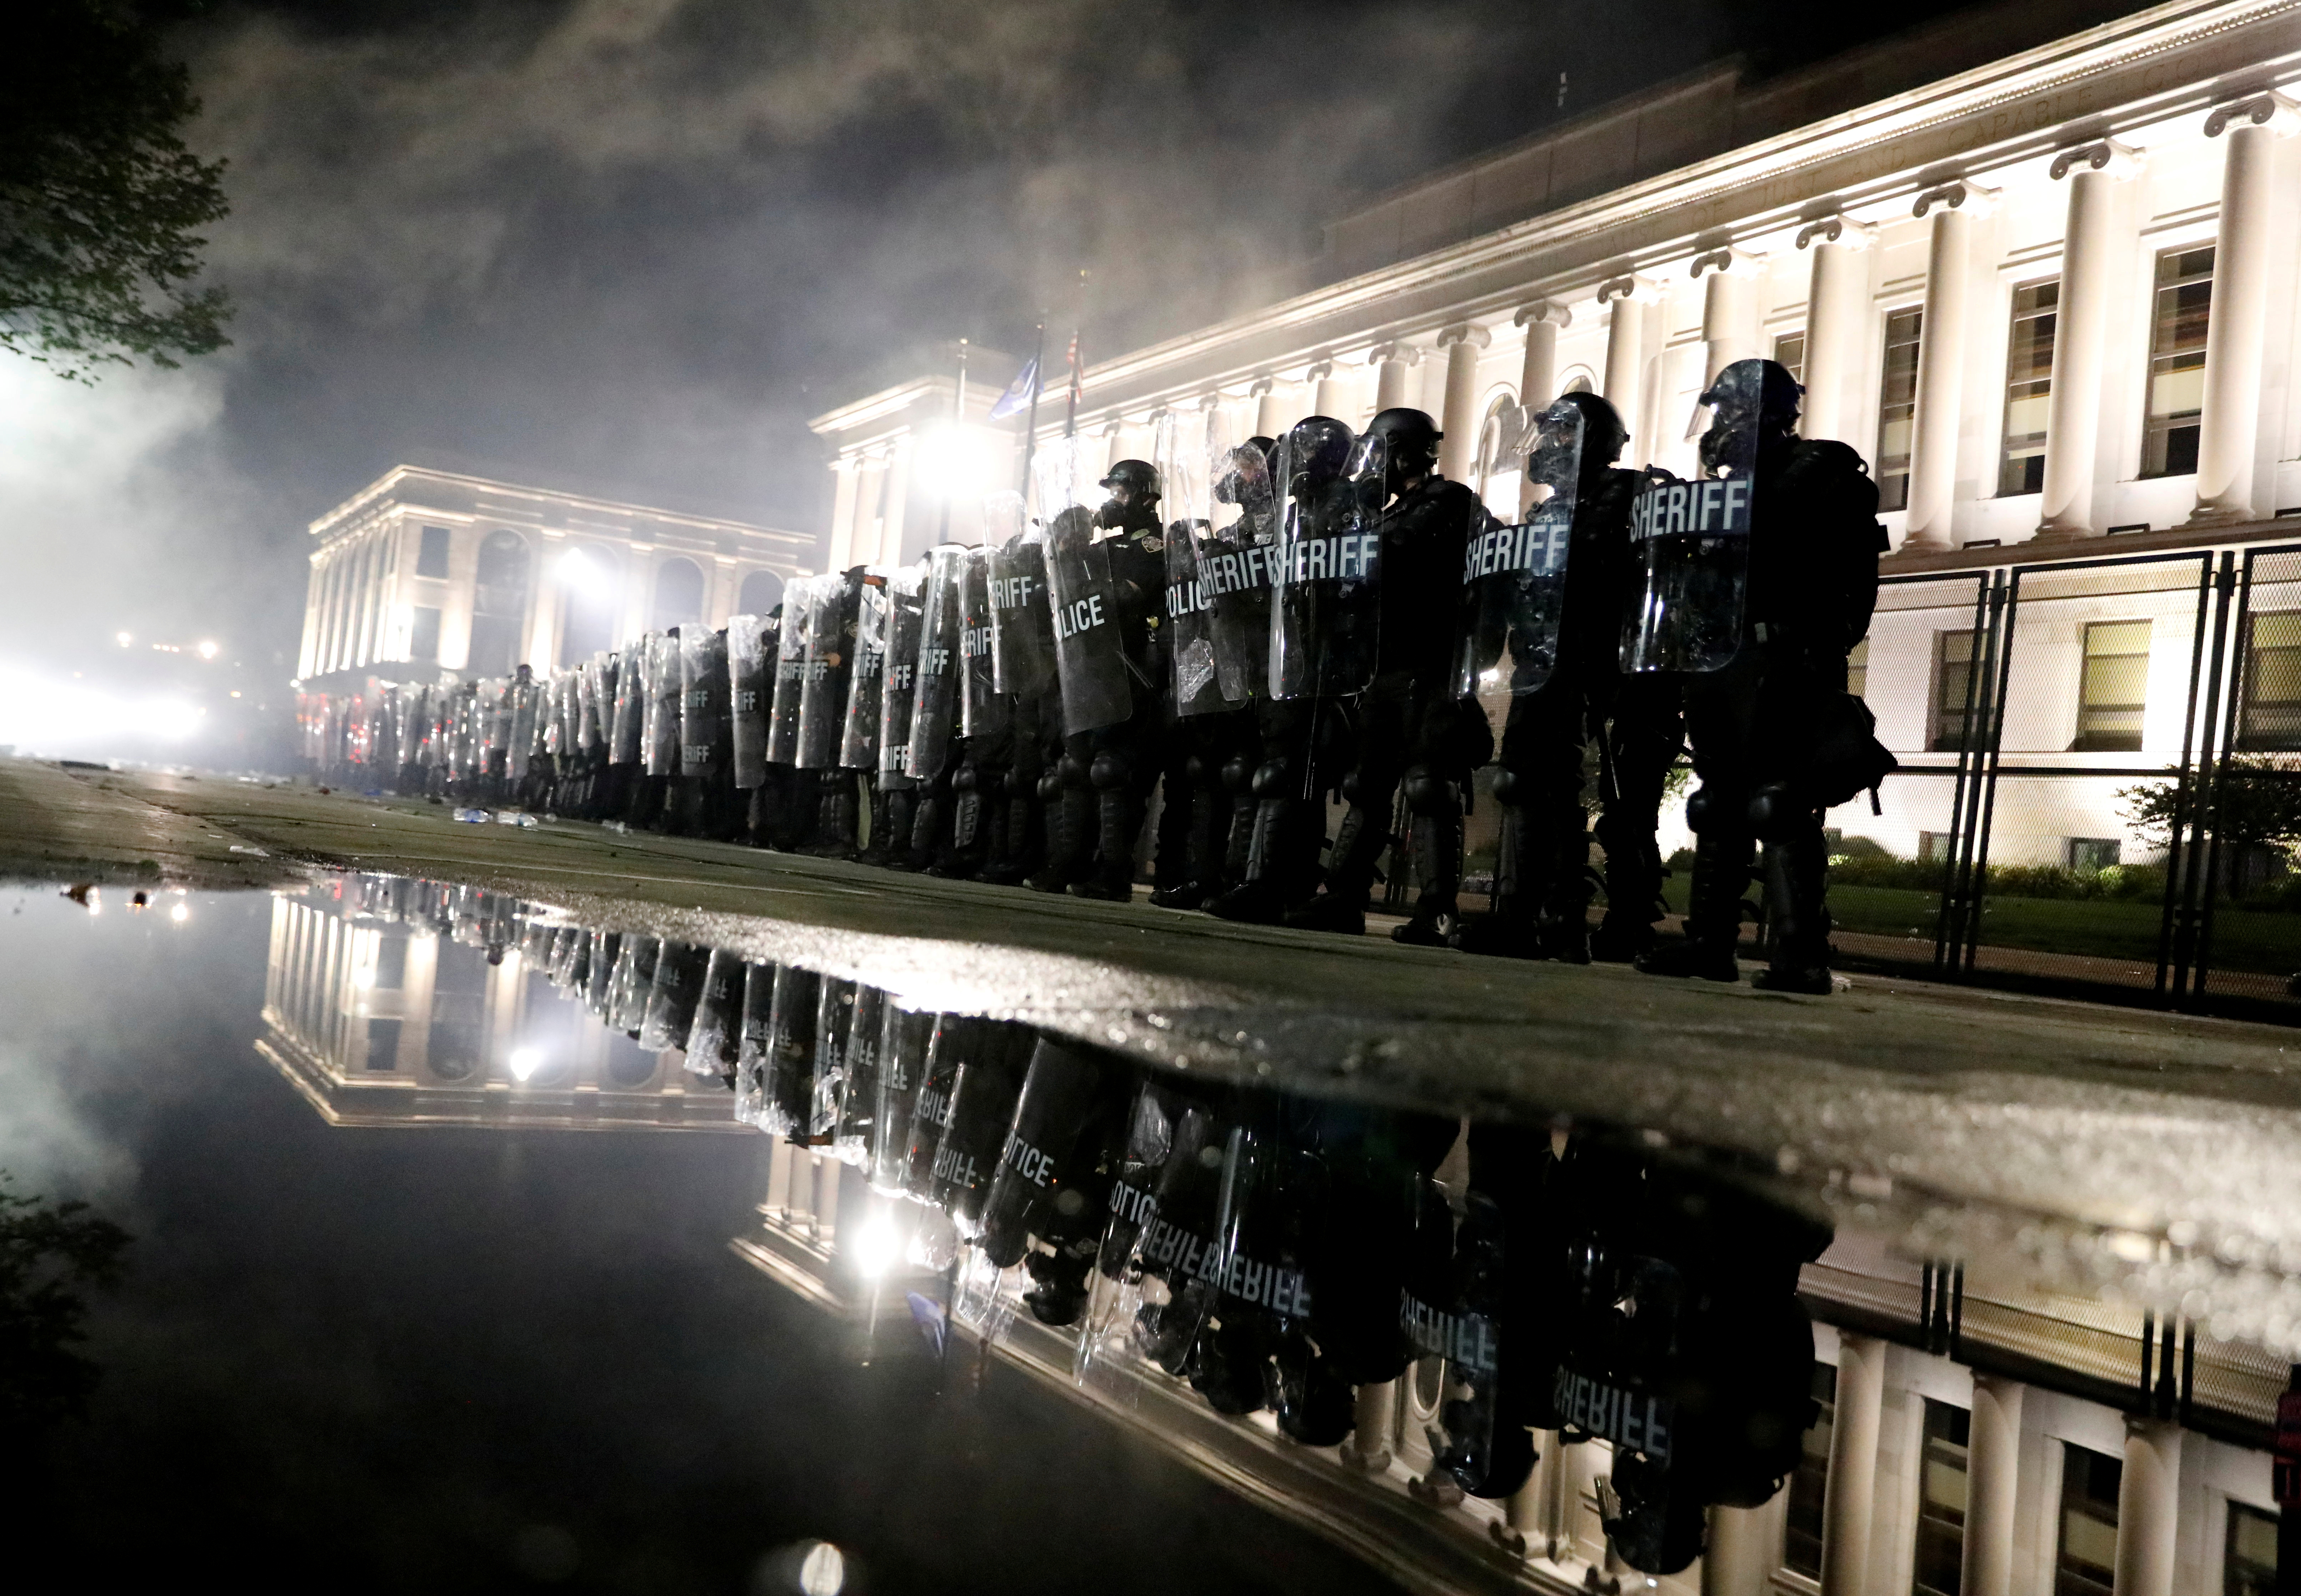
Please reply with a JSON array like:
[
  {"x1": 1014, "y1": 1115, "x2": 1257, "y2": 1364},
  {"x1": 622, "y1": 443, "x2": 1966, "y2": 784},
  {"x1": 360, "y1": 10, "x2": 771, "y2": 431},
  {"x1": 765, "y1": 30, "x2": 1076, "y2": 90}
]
[
  {"x1": 1561, "y1": 371, "x2": 1595, "y2": 395},
  {"x1": 1473, "y1": 390, "x2": 1523, "y2": 519},
  {"x1": 651, "y1": 556, "x2": 704, "y2": 631},
  {"x1": 737, "y1": 569, "x2": 784, "y2": 617},
  {"x1": 558, "y1": 544, "x2": 620, "y2": 664},
  {"x1": 466, "y1": 530, "x2": 530, "y2": 676}
]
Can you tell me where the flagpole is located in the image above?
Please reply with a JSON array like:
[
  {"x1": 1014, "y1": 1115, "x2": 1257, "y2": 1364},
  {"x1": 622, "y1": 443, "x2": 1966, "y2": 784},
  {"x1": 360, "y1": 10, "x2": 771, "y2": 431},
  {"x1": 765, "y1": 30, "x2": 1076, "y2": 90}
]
[
  {"x1": 1019, "y1": 319, "x2": 1045, "y2": 508},
  {"x1": 939, "y1": 336, "x2": 966, "y2": 544}
]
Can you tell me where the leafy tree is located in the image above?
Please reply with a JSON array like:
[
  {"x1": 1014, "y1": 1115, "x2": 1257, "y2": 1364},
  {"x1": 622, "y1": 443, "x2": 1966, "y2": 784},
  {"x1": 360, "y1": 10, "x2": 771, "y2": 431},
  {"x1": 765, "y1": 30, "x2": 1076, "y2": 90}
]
[
  {"x1": 2119, "y1": 755, "x2": 2301, "y2": 853},
  {"x1": 1, "y1": 0, "x2": 231, "y2": 378},
  {"x1": 0, "y1": 1176, "x2": 131, "y2": 1435}
]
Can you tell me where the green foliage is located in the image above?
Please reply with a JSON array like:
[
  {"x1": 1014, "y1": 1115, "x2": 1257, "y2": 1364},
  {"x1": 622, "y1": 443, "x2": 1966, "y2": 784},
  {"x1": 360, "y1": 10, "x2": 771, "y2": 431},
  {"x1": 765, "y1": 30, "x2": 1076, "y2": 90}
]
[
  {"x1": 2119, "y1": 756, "x2": 2301, "y2": 852},
  {"x1": 0, "y1": 1175, "x2": 131, "y2": 1434},
  {"x1": 1, "y1": 0, "x2": 232, "y2": 377}
]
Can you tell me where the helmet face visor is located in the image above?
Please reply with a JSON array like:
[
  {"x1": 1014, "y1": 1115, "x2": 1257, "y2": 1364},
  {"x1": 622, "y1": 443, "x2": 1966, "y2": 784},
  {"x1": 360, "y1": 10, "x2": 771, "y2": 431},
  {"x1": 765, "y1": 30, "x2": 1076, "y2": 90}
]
[{"x1": 1344, "y1": 431, "x2": 1388, "y2": 488}]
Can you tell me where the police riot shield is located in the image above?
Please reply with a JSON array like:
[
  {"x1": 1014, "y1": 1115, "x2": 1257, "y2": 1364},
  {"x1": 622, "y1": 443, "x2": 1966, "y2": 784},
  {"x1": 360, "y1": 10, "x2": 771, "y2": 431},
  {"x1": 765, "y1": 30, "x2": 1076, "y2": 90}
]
[
  {"x1": 1153, "y1": 410, "x2": 1237, "y2": 717},
  {"x1": 838, "y1": 575, "x2": 890, "y2": 772},
  {"x1": 507, "y1": 678, "x2": 536, "y2": 779},
  {"x1": 808, "y1": 977, "x2": 857, "y2": 1142},
  {"x1": 678, "y1": 628, "x2": 722, "y2": 779},
  {"x1": 797, "y1": 570, "x2": 859, "y2": 770},
  {"x1": 876, "y1": 565, "x2": 927, "y2": 783},
  {"x1": 957, "y1": 545, "x2": 1008, "y2": 741},
  {"x1": 575, "y1": 658, "x2": 601, "y2": 753},
  {"x1": 1621, "y1": 358, "x2": 1761, "y2": 675},
  {"x1": 984, "y1": 493, "x2": 1055, "y2": 699},
  {"x1": 904, "y1": 545, "x2": 966, "y2": 779},
  {"x1": 1455, "y1": 398, "x2": 1584, "y2": 698},
  {"x1": 762, "y1": 965, "x2": 818, "y2": 1138},
  {"x1": 767, "y1": 581, "x2": 813, "y2": 767},
  {"x1": 869, "y1": 1001, "x2": 936, "y2": 1196},
  {"x1": 931, "y1": 1021, "x2": 1034, "y2": 1236},
  {"x1": 832, "y1": 984, "x2": 885, "y2": 1166},
  {"x1": 683, "y1": 947, "x2": 743, "y2": 1075},
  {"x1": 645, "y1": 634, "x2": 682, "y2": 776},
  {"x1": 727, "y1": 613, "x2": 769, "y2": 789},
  {"x1": 609, "y1": 647, "x2": 641, "y2": 765},
  {"x1": 1034, "y1": 438, "x2": 1133, "y2": 734},
  {"x1": 1268, "y1": 419, "x2": 1380, "y2": 700}
]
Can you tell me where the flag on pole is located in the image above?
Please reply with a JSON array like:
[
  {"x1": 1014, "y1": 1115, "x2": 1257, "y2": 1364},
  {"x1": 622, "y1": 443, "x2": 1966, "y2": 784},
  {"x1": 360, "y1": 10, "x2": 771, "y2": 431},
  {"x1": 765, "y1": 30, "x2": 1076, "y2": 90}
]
[{"x1": 987, "y1": 355, "x2": 1038, "y2": 421}]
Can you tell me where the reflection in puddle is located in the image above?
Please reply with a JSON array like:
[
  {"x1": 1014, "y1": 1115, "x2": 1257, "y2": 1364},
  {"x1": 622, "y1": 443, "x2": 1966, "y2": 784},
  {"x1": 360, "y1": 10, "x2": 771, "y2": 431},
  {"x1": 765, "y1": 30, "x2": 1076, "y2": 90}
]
[{"x1": 258, "y1": 870, "x2": 2289, "y2": 1594}]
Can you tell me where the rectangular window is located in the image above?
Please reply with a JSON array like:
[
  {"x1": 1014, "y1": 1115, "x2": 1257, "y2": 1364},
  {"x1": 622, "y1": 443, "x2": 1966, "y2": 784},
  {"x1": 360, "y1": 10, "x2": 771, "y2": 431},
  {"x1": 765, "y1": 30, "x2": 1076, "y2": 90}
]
[
  {"x1": 416, "y1": 525, "x2": 453, "y2": 580},
  {"x1": 2067, "y1": 838, "x2": 2123, "y2": 872},
  {"x1": 2074, "y1": 620, "x2": 2151, "y2": 753},
  {"x1": 1919, "y1": 830, "x2": 1953, "y2": 862},
  {"x1": 2057, "y1": 1444, "x2": 2122, "y2": 1596},
  {"x1": 1912, "y1": 1400, "x2": 1971, "y2": 1596},
  {"x1": 373, "y1": 934, "x2": 408, "y2": 991},
  {"x1": 2141, "y1": 246, "x2": 2214, "y2": 478},
  {"x1": 364, "y1": 1017, "x2": 402, "y2": 1073},
  {"x1": 1932, "y1": 630, "x2": 1980, "y2": 752},
  {"x1": 1782, "y1": 1362, "x2": 1837, "y2": 1578},
  {"x1": 2239, "y1": 612, "x2": 2301, "y2": 751},
  {"x1": 1847, "y1": 637, "x2": 1871, "y2": 701},
  {"x1": 1877, "y1": 309, "x2": 1923, "y2": 512},
  {"x1": 1774, "y1": 331, "x2": 1808, "y2": 386},
  {"x1": 409, "y1": 605, "x2": 442, "y2": 663},
  {"x1": 1999, "y1": 279, "x2": 2058, "y2": 496},
  {"x1": 2226, "y1": 1501, "x2": 2278, "y2": 1595}
]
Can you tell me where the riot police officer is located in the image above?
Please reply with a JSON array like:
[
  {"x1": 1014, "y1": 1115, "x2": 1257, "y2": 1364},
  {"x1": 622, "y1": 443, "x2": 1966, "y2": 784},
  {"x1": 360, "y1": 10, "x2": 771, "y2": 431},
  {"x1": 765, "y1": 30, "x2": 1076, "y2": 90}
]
[
  {"x1": 1454, "y1": 392, "x2": 1684, "y2": 963},
  {"x1": 1632, "y1": 360, "x2": 1888, "y2": 994},
  {"x1": 1068, "y1": 458, "x2": 1170, "y2": 901},
  {"x1": 1286, "y1": 408, "x2": 1493, "y2": 941}
]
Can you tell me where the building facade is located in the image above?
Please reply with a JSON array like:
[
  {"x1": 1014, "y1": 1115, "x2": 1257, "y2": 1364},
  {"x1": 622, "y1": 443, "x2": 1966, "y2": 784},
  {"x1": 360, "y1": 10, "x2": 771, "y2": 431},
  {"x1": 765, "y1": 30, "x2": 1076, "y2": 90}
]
[
  {"x1": 807, "y1": 0, "x2": 2301, "y2": 893},
  {"x1": 294, "y1": 457, "x2": 815, "y2": 695}
]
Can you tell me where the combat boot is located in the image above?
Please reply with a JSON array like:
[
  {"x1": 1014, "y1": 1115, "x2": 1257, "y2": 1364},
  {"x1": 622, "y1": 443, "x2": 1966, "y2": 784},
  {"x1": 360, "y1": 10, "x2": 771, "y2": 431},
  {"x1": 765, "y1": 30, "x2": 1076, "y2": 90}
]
[
  {"x1": 1027, "y1": 775, "x2": 1093, "y2": 894},
  {"x1": 1390, "y1": 776, "x2": 1463, "y2": 948},
  {"x1": 1752, "y1": 830, "x2": 1836, "y2": 995},
  {"x1": 856, "y1": 782, "x2": 898, "y2": 867},
  {"x1": 1285, "y1": 799, "x2": 1388, "y2": 937},
  {"x1": 1634, "y1": 829, "x2": 1749, "y2": 983},
  {"x1": 1452, "y1": 800, "x2": 1542, "y2": 958},
  {"x1": 1069, "y1": 761, "x2": 1142, "y2": 901}
]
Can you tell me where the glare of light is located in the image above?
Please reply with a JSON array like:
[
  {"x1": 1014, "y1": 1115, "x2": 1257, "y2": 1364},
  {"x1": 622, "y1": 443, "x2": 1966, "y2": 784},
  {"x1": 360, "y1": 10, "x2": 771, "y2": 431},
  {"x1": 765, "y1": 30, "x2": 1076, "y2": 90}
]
[
  {"x1": 196, "y1": 640, "x2": 219, "y2": 660},
  {"x1": 913, "y1": 423, "x2": 1001, "y2": 499},
  {"x1": 508, "y1": 1045, "x2": 542, "y2": 1082},
  {"x1": 558, "y1": 549, "x2": 615, "y2": 596},
  {"x1": 0, "y1": 663, "x2": 207, "y2": 748},
  {"x1": 798, "y1": 1541, "x2": 846, "y2": 1596},
  {"x1": 1479, "y1": 668, "x2": 1501, "y2": 684},
  {"x1": 169, "y1": 901, "x2": 189, "y2": 923},
  {"x1": 852, "y1": 1213, "x2": 901, "y2": 1279},
  {"x1": 352, "y1": 966, "x2": 375, "y2": 990},
  {"x1": 116, "y1": 632, "x2": 132, "y2": 647}
]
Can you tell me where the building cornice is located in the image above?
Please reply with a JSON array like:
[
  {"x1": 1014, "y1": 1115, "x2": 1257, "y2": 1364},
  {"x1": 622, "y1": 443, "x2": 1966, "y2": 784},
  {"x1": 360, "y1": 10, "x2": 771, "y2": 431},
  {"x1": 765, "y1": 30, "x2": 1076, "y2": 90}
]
[
  {"x1": 308, "y1": 463, "x2": 812, "y2": 549},
  {"x1": 1058, "y1": 0, "x2": 2301, "y2": 421}
]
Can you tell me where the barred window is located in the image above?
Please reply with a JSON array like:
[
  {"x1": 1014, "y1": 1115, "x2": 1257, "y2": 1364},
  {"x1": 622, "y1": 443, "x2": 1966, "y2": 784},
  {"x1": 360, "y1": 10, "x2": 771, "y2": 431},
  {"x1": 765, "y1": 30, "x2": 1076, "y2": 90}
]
[
  {"x1": 1877, "y1": 309, "x2": 1923, "y2": 512},
  {"x1": 1999, "y1": 279, "x2": 2057, "y2": 496},
  {"x1": 2141, "y1": 246, "x2": 2213, "y2": 479},
  {"x1": 2239, "y1": 611, "x2": 2301, "y2": 751},
  {"x1": 2073, "y1": 620, "x2": 2150, "y2": 753}
]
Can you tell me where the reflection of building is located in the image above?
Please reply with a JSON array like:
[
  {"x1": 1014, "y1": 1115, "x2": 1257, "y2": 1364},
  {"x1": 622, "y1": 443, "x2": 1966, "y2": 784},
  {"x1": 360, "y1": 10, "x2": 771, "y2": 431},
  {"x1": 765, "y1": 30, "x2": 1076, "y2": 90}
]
[
  {"x1": 736, "y1": 1151, "x2": 2282, "y2": 1596},
  {"x1": 293, "y1": 455, "x2": 815, "y2": 699},
  {"x1": 258, "y1": 878, "x2": 742, "y2": 1131}
]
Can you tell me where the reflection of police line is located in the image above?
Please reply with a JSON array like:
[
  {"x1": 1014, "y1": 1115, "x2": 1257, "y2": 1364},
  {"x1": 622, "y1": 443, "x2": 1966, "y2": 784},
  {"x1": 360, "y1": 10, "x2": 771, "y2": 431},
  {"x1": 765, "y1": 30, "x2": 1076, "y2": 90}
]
[
  {"x1": 1136, "y1": 1213, "x2": 1312, "y2": 1315},
  {"x1": 1270, "y1": 531, "x2": 1381, "y2": 586},
  {"x1": 1630, "y1": 477, "x2": 1752, "y2": 540},
  {"x1": 1399, "y1": 1291, "x2": 1499, "y2": 1373},
  {"x1": 1462, "y1": 510, "x2": 1570, "y2": 583},
  {"x1": 932, "y1": 1143, "x2": 980, "y2": 1188},
  {"x1": 1164, "y1": 579, "x2": 1213, "y2": 618},
  {"x1": 1002, "y1": 1131, "x2": 1058, "y2": 1187},
  {"x1": 887, "y1": 660, "x2": 917, "y2": 693},
  {"x1": 1554, "y1": 1368, "x2": 1675, "y2": 1463}
]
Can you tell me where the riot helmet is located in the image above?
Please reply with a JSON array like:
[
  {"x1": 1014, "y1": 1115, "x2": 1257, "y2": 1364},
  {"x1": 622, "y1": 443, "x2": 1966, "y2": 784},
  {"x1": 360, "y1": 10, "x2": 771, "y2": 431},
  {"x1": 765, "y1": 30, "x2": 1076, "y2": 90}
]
[
  {"x1": 1362, "y1": 407, "x2": 1442, "y2": 492},
  {"x1": 1281, "y1": 416, "x2": 1355, "y2": 501},
  {"x1": 1689, "y1": 357, "x2": 1801, "y2": 476},
  {"x1": 1540, "y1": 391, "x2": 1630, "y2": 476},
  {"x1": 1095, "y1": 458, "x2": 1161, "y2": 531}
]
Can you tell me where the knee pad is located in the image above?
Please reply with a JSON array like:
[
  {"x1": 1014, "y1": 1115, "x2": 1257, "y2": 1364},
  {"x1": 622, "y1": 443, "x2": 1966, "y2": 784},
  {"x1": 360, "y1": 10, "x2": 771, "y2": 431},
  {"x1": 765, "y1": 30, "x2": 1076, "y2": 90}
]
[
  {"x1": 1036, "y1": 771, "x2": 1063, "y2": 801},
  {"x1": 1338, "y1": 770, "x2": 1362, "y2": 804},
  {"x1": 1184, "y1": 754, "x2": 1206, "y2": 784},
  {"x1": 1400, "y1": 765, "x2": 1450, "y2": 814},
  {"x1": 1685, "y1": 784, "x2": 1722, "y2": 834},
  {"x1": 1089, "y1": 751, "x2": 1129, "y2": 791},
  {"x1": 952, "y1": 763, "x2": 978, "y2": 794},
  {"x1": 1746, "y1": 781, "x2": 1808, "y2": 842},
  {"x1": 1057, "y1": 753, "x2": 1088, "y2": 787},
  {"x1": 1489, "y1": 766, "x2": 1520, "y2": 804},
  {"x1": 1221, "y1": 755, "x2": 1252, "y2": 794},
  {"x1": 1250, "y1": 759, "x2": 1290, "y2": 799}
]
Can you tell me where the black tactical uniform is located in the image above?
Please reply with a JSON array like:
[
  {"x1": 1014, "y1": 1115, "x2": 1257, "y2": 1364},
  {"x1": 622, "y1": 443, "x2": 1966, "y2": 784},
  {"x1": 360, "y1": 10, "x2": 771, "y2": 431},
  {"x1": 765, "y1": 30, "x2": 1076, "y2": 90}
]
[
  {"x1": 1635, "y1": 361, "x2": 1888, "y2": 994},
  {"x1": 1069, "y1": 460, "x2": 1172, "y2": 902}
]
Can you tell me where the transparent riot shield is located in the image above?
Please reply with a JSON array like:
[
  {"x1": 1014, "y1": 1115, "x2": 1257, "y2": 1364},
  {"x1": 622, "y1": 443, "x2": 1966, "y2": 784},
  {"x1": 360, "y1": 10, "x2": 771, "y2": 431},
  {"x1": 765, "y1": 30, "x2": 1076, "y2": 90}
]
[
  {"x1": 1455, "y1": 398, "x2": 1584, "y2": 698},
  {"x1": 832, "y1": 984, "x2": 885, "y2": 1166},
  {"x1": 1034, "y1": 437, "x2": 1133, "y2": 734},
  {"x1": 644, "y1": 635, "x2": 682, "y2": 776},
  {"x1": 1153, "y1": 409, "x2": 1236, "y2": 717},
  {"x1": 905, "y1": 545, "x2": 966, "y2": 779},
  {"x1": 869, "y1": 1001, "x2": 937, "y2": 1196},
  {"x1": 507, "y1": 679, "x2": 536, "y2": 779},
  {"x1": 984, "y1": 493, "x2": 1055, "y2": 699},
  {"x1": 1268, "y1": 419, "x2": 1380, "y2": 700},
  {"x1": 1621, "y1": 358, "x2": 1761, "y2": 675},
  {"x1": 609, "y1": 647, "x2": 642, "y2": 766},
  {"x1": 876, "y1": 565, "x2": 928, "y2": 783},
  {"x1": 575, "y1": 659, "x2": 600, "y2": 753},
  {"x1": 797, "y1": 571, "x2": 859, "y2": 770},
  {"x1": 767, "y1": 580, "x2": 814, "y2": 766},
  {"x1": 678, "y1": 628, "x2": 720, "y2": 779},
  {"x1": 727, "y1": 614, "x2": 769, "y2": 789},
  {"x1": 957, "y1": 545, "x2": 1007, "y2": 741},
  {"x1": 838, "y1": 575, "x2": 890, "y2": 772}
]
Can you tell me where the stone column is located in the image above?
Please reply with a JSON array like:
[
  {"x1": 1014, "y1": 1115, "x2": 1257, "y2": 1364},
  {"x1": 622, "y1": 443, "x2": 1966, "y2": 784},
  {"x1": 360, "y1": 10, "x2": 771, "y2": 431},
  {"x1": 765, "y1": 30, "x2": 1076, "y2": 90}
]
[
  {"x1": 1702, "y1": 1505, "x2": 1775, "y2": 1596},
  {"x1": 1099, "y1": 415, "x2": 1125, "y2": 471},
  {"x1": 1253, "y1": 375, "x2": 1286, "y2": 440},
  {"x1": 2113, "y1": 1419, "x2": 2183, "y2": 1596},
  {"x1": 1308, "y1": 359, "x2": 1342, "y2": 420},
  {"x1": 1370, "y1": 342, "x2": 1420, "y2": 413},
  {"x1": 1515, "y1": 302, "x2": 1572, "y2": 514},
  {"x1": 1961, "y1": 1375, "x2": 2024, "y2": 1596},
  {"x1": 879, "y1": 440, "x2": 913, "y2": 565},
  {"x1": 1436, "y1": 323, "x2": 1493, "y2": 483},
  {"x1": 1796, "y1": 215, "x2": 1877, "y2": 443},
  {"x1": 2194, "y1": 93, "x2": 2300, "y2": 524},
  {"x1": 826, "y1": 459, "x2": 862, "y2": 572},
  {"x1": 1821, "y1": 1333, "x2": 1887, "y2": 1596},
  {"x1": 1599, "y1": 276, "x2": 1651, "y2": 461},
  {"x1": 1693, "y1": 247, "x2": 1765, "y2": 385},
  {"x1": 1905, "y1": 181, "x2": 1997, "y2": 551},
  {"x1": 1339, "y1": 1381, "x2": 1395, "y2": 1471},
  {"x1": 2035, "y1": 142, "x2": 2140, "y2": 539}
]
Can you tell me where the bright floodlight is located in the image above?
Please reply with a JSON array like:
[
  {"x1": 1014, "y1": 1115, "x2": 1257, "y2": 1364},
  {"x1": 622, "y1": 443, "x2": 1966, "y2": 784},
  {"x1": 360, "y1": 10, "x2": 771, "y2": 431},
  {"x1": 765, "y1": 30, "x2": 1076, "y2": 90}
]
[
  {"x1": 798, "y1": 1541, "x2": 846, "y2": 1596},
  {"x1": 914, "y1": 423, "x2": 1000, "y2": 498},
  {"x1": 508, "y1": 1046, "x2": 542, "y2": 1082},
  {"x1": 116, "y1": 632, "x2": 132, "y2": 647},
  {"x1": 196, "y1": 640, "x2": 219, "y2": 660},
  {"x1": 852, "y1": 1212, "x2": 902, "y2": 1279},
  {"x1": 169, "y1": 901, "x2": 189, "y2": 923},
  {"x1": 559, "y1": 549, "x2": 614, "y2": 595}
]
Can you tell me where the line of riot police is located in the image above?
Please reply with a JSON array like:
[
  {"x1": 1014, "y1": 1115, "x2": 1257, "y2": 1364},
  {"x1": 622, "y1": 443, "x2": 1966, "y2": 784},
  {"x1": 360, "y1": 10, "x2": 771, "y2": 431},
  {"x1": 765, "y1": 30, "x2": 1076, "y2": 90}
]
[
  {"x1": 381, "y1": 873, "x2": 1836, "y2": 1580},
  {"x1": 357, "y1": 356, "x2": 1888, "y2": 994}
]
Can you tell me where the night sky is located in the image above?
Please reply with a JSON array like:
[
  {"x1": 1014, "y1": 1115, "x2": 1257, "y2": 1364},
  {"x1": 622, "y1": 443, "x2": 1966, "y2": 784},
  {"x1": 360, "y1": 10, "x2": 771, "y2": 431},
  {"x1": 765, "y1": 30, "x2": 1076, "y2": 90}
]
[{"x1": 5, "y1": 0, "x2": 2084, "y2": 705}]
